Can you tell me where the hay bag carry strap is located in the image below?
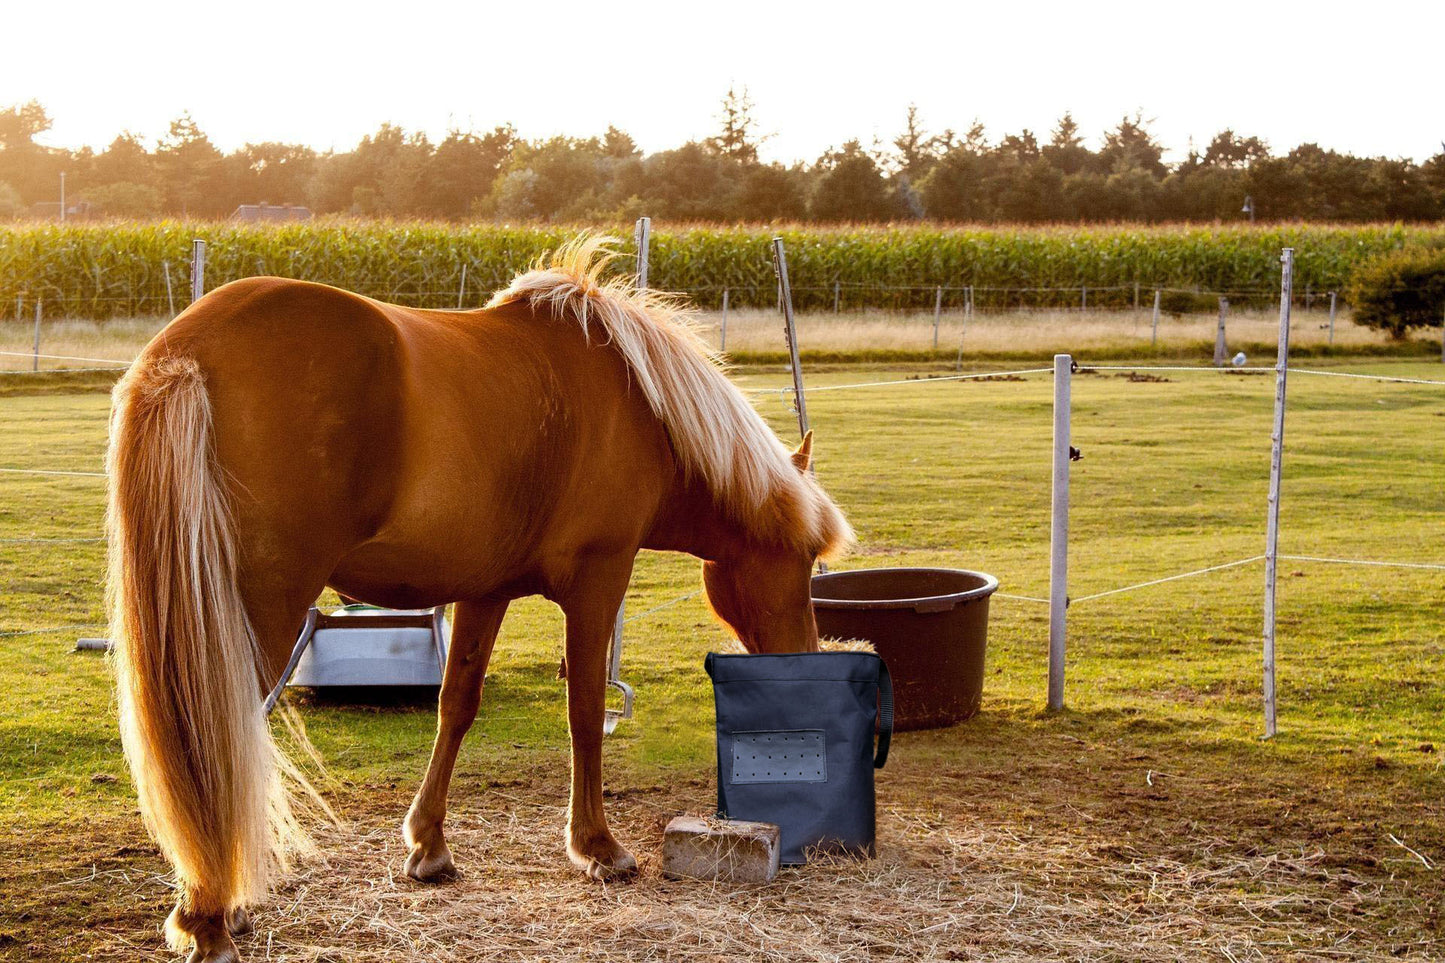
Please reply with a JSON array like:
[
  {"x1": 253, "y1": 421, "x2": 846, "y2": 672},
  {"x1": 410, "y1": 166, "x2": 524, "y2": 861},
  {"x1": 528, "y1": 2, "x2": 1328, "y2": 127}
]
[
  {"x1": 706, "y1": 650, "x2": 893, "y2": 864},
  {"x1": 874, "y1": 659, "x2": 893, "y2": 769}
]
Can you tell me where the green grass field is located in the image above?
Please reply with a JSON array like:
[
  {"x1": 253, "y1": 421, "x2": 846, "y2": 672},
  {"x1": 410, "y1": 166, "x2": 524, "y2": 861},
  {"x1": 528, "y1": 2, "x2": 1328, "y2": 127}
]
[{"x1": 1, "y1": 357, "x2": 1442, "y2": 961}]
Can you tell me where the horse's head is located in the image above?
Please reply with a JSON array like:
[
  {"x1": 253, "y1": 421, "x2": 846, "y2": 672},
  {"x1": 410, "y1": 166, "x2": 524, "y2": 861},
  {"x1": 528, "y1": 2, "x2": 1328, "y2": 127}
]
[{"x1": 702, "y1": 433, "x2": 826, "y2": 654}]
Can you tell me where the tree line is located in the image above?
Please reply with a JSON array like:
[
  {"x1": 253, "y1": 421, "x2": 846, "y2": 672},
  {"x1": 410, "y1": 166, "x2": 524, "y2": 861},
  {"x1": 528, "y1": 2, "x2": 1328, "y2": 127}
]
[{"x1": 2, "y1": 92, "x2": 1443, "y2": 224}]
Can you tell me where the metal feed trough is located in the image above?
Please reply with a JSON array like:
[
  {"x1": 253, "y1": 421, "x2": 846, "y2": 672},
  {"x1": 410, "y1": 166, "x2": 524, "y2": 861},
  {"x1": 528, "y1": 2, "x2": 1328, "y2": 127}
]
[
  {"x1": 263, "y1": 602, "x2": 635, "y2": 734},
  {"x1": 264, "y1": 605, "x2": 450, "y2": 712}
]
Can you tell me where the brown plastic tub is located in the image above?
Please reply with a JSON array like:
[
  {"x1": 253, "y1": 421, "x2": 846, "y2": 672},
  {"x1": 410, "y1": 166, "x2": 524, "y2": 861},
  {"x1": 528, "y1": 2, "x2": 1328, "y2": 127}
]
[{"x1": 811, "y1": 568, "x2": 998, "y2": 731}]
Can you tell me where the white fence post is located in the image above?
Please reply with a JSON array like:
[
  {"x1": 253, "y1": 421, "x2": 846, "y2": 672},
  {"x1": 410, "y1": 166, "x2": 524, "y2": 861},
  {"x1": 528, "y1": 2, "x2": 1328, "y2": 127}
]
[
  {"x1": 163, "y1": 261, "x2": 175, "y2": 316},
  {"x1": 457, "y1": 262, "x2": 468, "y2": 309},
  {"x1": 1048, "y1": 353, "x2": 1072, "y2": 711},
  {"x1": 834, "y1": 280, "x2": 840, "y2": 314},
  {"x1": 1214, "y1": 297, "x2": 1229, "y2": 366},
  {"x1": 190, "y1": 239, "x2": 206, "y2": 303},
  {"x1": 1328, "y1": 291, "x2": 1337, "y2": 345},
  {"x1": 1151, "y1": 289, "x2": 1161, "y2": 346},
  {"x1": 1262, "y1": 248, "x2": 1295, "y2": 739}
]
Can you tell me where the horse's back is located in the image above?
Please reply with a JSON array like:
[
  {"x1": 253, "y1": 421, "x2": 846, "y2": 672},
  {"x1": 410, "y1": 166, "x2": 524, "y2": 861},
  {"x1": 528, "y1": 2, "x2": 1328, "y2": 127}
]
[{"x1": 136, "y1": 277, "x2": 674, "y2": 606}]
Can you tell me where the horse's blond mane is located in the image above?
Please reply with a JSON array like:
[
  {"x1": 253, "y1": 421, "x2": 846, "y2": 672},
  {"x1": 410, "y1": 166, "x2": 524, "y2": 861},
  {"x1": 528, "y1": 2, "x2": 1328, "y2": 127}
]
[{"x1": 488, "y1": 236, "x2": 852, "y2": 559}]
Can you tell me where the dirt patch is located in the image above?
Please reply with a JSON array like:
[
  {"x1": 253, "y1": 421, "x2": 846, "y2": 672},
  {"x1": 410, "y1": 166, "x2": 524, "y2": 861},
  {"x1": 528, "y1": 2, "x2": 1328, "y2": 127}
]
[{"x1": 1114, "y1": 372, "x2": 1172, "y2": 383}]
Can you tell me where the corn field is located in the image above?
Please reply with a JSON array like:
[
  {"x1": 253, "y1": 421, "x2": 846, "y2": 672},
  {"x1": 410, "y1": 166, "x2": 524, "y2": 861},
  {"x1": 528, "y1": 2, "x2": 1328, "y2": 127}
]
[{"x1": 2, "y1": 221, "x2": 1440, "y2": 320}]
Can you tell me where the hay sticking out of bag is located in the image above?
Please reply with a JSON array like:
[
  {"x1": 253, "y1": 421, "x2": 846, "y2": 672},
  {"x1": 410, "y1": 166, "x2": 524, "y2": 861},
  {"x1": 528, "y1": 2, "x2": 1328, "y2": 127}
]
[{"x1": 724, "y1": 636, "x2": 875, "y2": 654}]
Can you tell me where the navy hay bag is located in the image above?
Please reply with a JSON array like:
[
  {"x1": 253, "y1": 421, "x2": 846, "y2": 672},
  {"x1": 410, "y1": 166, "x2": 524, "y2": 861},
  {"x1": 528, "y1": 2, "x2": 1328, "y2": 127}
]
[{"x1": 705, "y1": 651, "x2": 893, "y2": 864}]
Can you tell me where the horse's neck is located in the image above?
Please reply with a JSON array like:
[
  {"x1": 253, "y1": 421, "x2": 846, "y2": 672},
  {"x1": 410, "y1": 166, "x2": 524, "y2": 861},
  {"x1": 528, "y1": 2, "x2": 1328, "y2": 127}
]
[{"x1": 642, "y1": 475, "x2": 749, "y2": 563}]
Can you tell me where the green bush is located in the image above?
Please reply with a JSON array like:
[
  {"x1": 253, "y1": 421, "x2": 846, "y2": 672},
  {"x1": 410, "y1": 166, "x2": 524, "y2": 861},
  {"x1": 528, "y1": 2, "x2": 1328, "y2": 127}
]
[{"x1": 1347, "y1": 248, "x2": 1445, "y2": 338}]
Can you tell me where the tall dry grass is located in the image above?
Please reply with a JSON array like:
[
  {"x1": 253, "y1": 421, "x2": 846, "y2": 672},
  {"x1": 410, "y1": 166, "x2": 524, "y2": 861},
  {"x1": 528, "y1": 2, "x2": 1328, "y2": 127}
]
[{"x1": 0, "y1": 306, "x2": 1412, "y2": 374}]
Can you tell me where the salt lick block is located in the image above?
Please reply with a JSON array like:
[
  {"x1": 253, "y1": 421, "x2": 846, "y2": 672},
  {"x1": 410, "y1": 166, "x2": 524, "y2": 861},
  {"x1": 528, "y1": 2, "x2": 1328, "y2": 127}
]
[{"x1": 662, "y1": 816, "x2": 781, "y2": 884}]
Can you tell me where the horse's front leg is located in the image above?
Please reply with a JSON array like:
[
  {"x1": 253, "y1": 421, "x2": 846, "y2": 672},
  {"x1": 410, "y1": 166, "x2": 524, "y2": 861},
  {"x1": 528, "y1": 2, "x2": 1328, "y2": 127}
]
[
  {"x1": 403, "y1": 597, "x2": 509, "y2": 881},
  {"x1": 559, "y1": 555, "x2": 638, "y2": 880}
]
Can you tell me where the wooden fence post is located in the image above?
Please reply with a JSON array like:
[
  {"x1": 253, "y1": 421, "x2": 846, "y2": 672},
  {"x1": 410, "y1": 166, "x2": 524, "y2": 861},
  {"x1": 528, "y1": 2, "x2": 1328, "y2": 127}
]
[
  {"x1": 190, "y1": 239, "x2": 206, "y2": 303},
  {"x1": 1214, "y1": 297, "x2": 1229, "y2": 366},
  {"x1": 720, "y1": 287, "x2": 729, "y2": 353},
  {"x1": 932, "y1": 286, "x2": 943, "y2": 348}
]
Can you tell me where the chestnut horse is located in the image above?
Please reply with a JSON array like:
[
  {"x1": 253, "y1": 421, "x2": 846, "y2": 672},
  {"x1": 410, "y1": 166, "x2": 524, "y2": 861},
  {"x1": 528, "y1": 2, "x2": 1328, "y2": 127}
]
[{"x1": 106, "y1": 238, "x2": 851, "y2": 962}]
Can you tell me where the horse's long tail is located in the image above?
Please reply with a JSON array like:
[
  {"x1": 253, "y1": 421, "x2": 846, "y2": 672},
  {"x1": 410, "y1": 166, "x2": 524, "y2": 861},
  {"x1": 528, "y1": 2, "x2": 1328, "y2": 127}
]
[{"x1": 107, "y1": 354, "x2": 288, "y2": 939}]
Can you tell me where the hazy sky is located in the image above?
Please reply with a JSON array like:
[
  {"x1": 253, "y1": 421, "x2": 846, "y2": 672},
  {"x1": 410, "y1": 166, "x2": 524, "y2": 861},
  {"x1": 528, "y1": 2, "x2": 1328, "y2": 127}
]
[{"x1": 3, "y1": 0, "x2": 1438, "y2": 164}]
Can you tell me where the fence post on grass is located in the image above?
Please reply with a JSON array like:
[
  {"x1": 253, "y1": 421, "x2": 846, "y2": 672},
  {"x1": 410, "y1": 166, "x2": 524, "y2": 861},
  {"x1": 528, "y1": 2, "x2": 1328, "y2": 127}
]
[
  {"x1": 1048, "y1": 353, "x2": 1072, "y2": 711},
  {"x1": 163, "y1": 261, "x2": 175, "y2": 316},
  {"x1": 1081, "y1": 285, "x2": 1087, "y2": 312},
  {"x1": 633, "y1": 217, "x2": 651, "y2": 289},
  {"x1": 1328, "y1": 291, "x2": 1337, "y2": 344},
  {"x1": 1151, "y1": 289, "x2": 1161, "y2": 346},
  {"x1": 1214, "y1": 297, "x2": 1229, "y2": 366},
  {"x1": 772, "y1": 237, "x2": 810, "y2": 441},
  {"x1": 933, "y1": 285, "x2": 943, "y2": 348},
  {"x1": 1133, "y1": 281, "x2": 1140, "y2": 314},
  {"x1": 834, "y1": 280, "x2": 841, "y2": 314},
  {"x1": 605, "y1": 217, "x2": 654, "y2": 729},
  {"x1": 190, "y1": 239, "x2": 206, "y2": 303},
  {"x1": 773, "y1": 237, "x2": 824, "y2": 575},
  {"x1": 457, "y1": 262, "x2": 468, "y2": 309},
  {"x1": 1262, "y1": 248, "x2": 1295, "y2": 739},
  {"x1": 32, "y1": 300, "x2": 42, "y2": 371},
  {"x1": 720, "y1": 287, "x2": 729, "y2": 353},
  {"x1": 14, "y1": 295, "x2": 22, "y2": 326}
]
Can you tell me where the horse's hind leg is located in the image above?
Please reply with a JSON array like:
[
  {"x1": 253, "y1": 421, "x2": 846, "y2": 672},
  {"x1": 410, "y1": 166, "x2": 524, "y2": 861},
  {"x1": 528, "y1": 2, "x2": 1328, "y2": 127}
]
[
  {"x1": 404, "y1": 597, "x2": 509, "y2": 881},
  {"x1": 559, "y1": 557, "x2": 638, "y2": 880}
]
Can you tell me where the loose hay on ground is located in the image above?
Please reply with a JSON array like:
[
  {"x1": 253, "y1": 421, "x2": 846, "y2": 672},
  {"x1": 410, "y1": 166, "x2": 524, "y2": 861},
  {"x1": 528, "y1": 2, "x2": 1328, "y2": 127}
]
[{"x1": 232, "y1": 767, "x2": 1435, "y2": 962}]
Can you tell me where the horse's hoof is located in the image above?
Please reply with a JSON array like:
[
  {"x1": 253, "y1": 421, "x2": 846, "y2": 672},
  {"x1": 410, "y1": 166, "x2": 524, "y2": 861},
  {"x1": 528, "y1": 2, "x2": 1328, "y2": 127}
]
[
  {"x1": 186, "y1": 946, "x2": 239, "y2": 963},
  {"x1": 225, "y1": 907, "x2": 253, "y2": 937},
  {"x1": 568, "y1": 840, "x2": 639, "y2": 881},
  {"x1": 404, "y1": 842, "x2": 458, "y2": 882},
  {"x1": 169, "y1": 907, "x2": 239, "y2": 963}
]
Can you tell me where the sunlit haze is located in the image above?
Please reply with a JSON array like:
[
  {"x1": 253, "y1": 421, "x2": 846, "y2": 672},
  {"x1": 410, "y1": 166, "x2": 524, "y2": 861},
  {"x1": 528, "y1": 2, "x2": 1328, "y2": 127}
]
[{"x1": 2, "y1": 0, "x2": 1438, "y2": 163}]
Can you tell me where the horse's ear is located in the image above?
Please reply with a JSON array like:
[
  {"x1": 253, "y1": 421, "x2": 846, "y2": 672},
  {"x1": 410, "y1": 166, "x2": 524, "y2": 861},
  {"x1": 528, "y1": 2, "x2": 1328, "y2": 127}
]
[{"x1": 790, "y1": 430, "x2": 813, "y2": 473}]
